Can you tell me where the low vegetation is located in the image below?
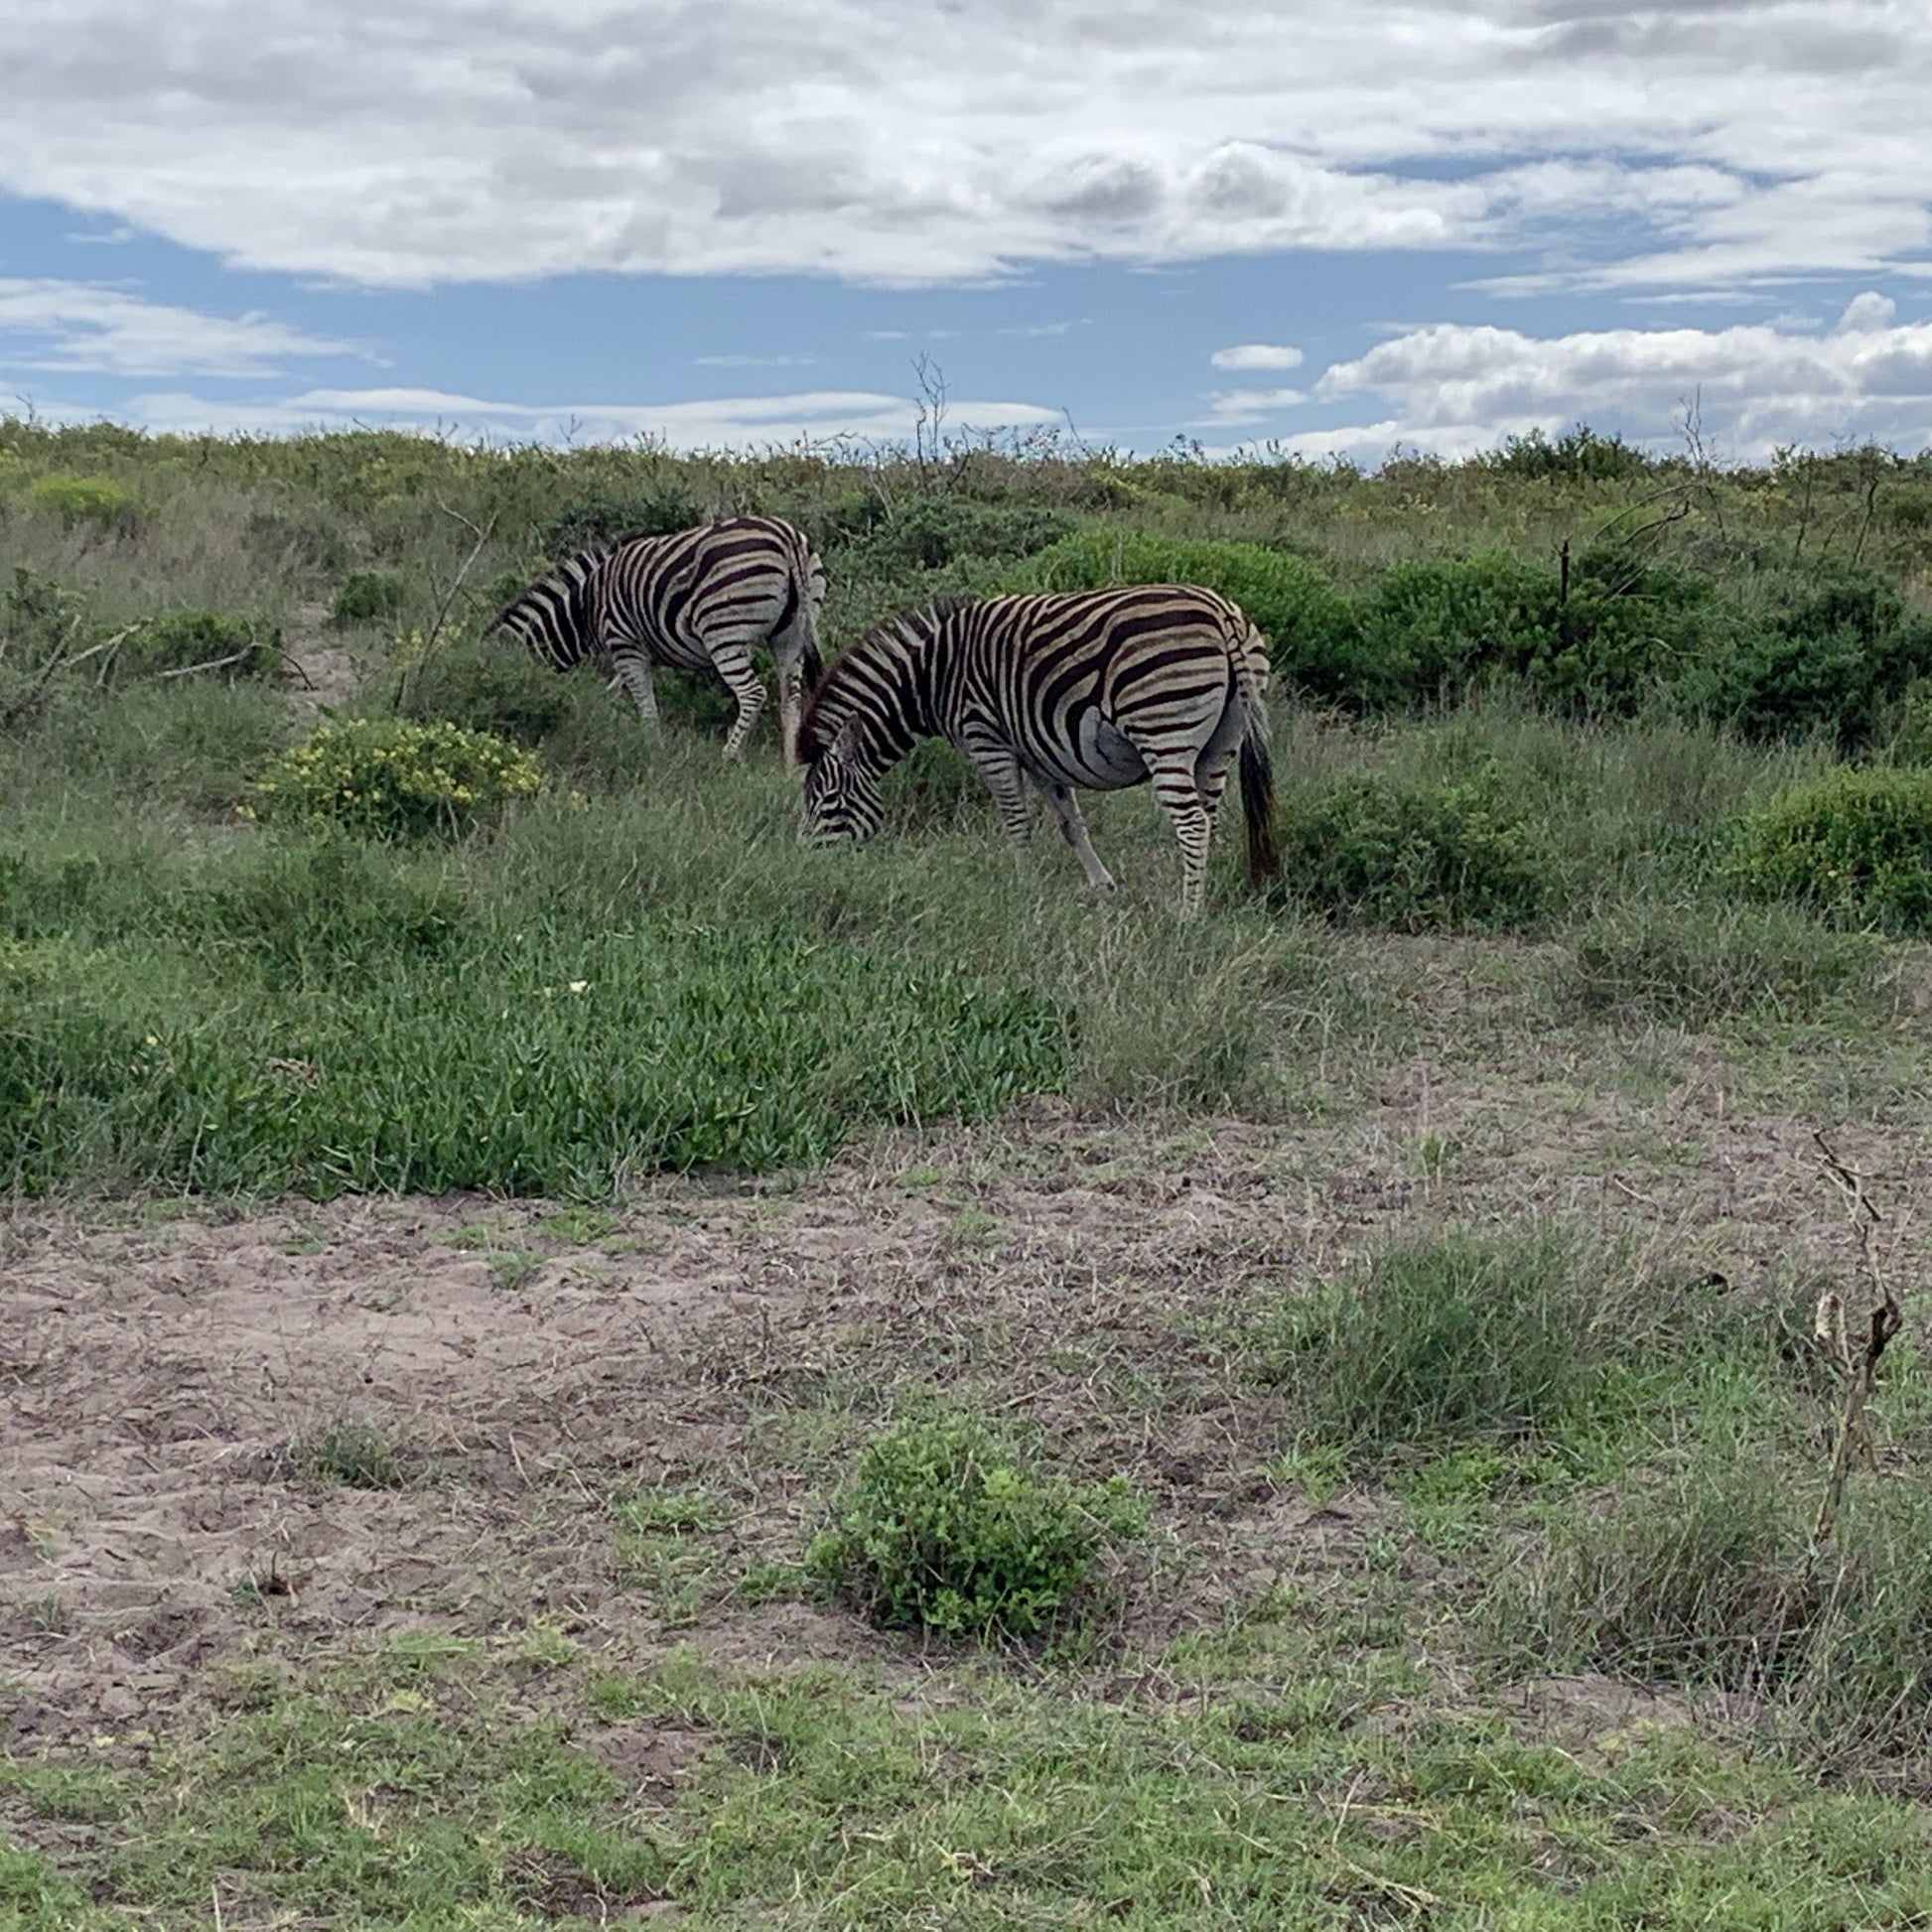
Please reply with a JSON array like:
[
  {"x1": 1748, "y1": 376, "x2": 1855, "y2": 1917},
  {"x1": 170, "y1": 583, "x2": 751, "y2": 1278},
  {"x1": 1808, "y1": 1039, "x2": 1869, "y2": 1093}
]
[{"x1": 5, "y1": 416, "x2": 1932, "y2": 1924}]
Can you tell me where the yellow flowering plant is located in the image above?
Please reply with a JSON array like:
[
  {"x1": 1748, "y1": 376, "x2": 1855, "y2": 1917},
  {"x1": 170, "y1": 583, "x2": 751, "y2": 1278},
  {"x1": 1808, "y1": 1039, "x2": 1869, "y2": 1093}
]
[{"x1": 249, "y1": 717, "x2": 545, "y2": 840}]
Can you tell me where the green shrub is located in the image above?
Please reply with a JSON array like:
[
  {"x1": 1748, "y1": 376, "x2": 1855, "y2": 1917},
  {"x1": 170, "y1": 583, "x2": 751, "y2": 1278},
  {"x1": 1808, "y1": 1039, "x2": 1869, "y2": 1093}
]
[
  {"x1": 537, "y1": 489, "x2": 699, "y2": 557},
  {"x1": 250, "y1": 717, "x2": 546, "y2": 840},
  {"x1": 1352, "y1": 550, "x2": 1552, "y2": 707},
  {"x1": 1274, "y1": 761, "x2": 1559, "y2": 932},
  {"x1": 1722, "y1": 765, "x2": 1932, "y2": 934},
  {"x1": 1262, "y1": 1229, "x2": 1705, "y2": 1461},
  {"x1": 25, "y1": 474, "x2": 136, "y2": 532},
  {"x1": 1670, "y1": 567, "x2": 1932, "y2": 749},
  {"x1": 399, "y1": 634, "x2": 577, "y2": 746},
  {"x1": 807, "y1": 1416, "x2": 1146, "y2": 1638},
  {"x1": 842, "y1": 498, "x2": 1072, "y2": 573},
  {"x1": 1487, "y1": 426, "x2": 1659, "y2": 483},
  {"x1": 331, "y1": 571, "x2": 408, "y2": 626},
  {"x1": 1023, "y1": 529, "x2": 1365, "y2": 700},
  {"x1": 1563, "y1": 899, "x2": 1886, "y2": 1025},
  {"x1": 1884, "y1": 678, "x2": 1932, "y2": 765},
  {"x1": 120, "y1": 609, "x2": 279, "y2": 681}
]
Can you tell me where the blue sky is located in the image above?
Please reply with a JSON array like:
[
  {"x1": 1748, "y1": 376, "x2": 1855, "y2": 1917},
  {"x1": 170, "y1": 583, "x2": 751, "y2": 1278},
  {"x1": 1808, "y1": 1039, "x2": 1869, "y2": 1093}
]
[{"x1": 3, "y1": 0, "x2": 1930, "y2": 462}]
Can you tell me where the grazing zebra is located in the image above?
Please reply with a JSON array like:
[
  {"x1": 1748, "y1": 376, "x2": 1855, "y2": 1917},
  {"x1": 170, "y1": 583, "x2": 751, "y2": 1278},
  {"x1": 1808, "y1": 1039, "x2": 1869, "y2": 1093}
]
[
  {"x1": 796, "y1": 586, "x2": 1278, "y2": 915},
  {"x1": 488, "y1": 515, "x2": 826, "y2": 767}
]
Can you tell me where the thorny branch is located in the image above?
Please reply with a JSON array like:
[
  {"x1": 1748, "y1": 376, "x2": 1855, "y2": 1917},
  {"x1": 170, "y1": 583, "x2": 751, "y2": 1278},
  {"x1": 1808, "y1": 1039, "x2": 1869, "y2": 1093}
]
[{"x1": 1811, "y1": 1130, "x2": 1906, "y2": 1541}]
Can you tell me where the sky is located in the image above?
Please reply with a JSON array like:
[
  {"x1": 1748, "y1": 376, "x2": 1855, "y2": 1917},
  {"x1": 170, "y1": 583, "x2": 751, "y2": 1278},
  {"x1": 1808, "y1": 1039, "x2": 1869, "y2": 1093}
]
[{"x1": 2, "y1": 0, "x2": 1930, "y2": 463}]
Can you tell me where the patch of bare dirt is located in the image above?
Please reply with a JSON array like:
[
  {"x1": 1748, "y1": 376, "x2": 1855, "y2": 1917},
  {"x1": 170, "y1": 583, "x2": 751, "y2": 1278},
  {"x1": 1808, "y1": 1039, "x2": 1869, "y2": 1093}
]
[
  {"x1": 3, "y1": 1089, "x2": 1927, "y2": 1751},
  {"x1": 281, "y1": 599, "x2": 360, "y2": 720}
]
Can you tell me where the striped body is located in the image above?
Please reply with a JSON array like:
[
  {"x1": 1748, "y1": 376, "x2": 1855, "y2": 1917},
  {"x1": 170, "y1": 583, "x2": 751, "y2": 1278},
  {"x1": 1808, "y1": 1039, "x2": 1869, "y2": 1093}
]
[
  {"x1": 488, "y1": 515, "x2": 826, "y2": 766},
  {"x1": 796, "y1": 586, "x2": 1278, "y2": 915}
]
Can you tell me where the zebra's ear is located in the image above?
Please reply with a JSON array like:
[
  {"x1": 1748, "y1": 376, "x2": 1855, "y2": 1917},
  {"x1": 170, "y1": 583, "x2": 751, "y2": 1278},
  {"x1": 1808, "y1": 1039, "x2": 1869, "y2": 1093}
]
[{"x1": 831, "y1": 715, "x2": 865, "y2": 759}]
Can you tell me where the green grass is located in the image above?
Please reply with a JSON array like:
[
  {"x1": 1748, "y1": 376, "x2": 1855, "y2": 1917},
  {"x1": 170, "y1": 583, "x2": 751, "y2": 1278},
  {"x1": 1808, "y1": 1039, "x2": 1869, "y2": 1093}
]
[{"x1": 10, "y1": 1623, "x2": 1932, "y2": 1929}]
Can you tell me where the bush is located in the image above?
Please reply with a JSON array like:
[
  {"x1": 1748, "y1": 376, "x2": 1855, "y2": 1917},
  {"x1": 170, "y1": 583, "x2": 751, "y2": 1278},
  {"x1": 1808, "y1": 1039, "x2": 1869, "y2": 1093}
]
[
  {"x1": 1563, "y1": 900, "x2": 1886, "y2": 1025},
  {"x1": 1262, "y1": 1229, "x2": 1677, "y2": 1460},
  {"x1": 1273, "y1": 761, "x2": 1559, "y2": 933},
  {"x1": 331, "y1": 571, "x2": 407, "y2": 627},
  {"x1": 250, "y1": 717, "x2": 546, "y2": 840},
  {"x1": 1670, "y1": 567, "x2": 1932, "y2": 749},
  {"x1": 25, "y1": 474, "x2": 136, "y2": 533},
  {"x1": 120, "y1": 610, "x2": 279, "y2": 682},
  {"x1": 537, "y1": 489, "x2": 699, "y2": 558},
  {"x1": 399, "y1": 634, "x2": 577, "y2": 747},
  {"x1": 841, "y1": 498, "x2": 1073, "y2": 573},
  {"x1": 1351, "y1": 550, "x2": 1552, "y2": 708},
  {"x1": 1722, "y1": 765, "x2": 1932, "y2": 935},
  {"x1": 1023, "y1": 529, "x2": 1365, "y2": 700},
  {"x1": 806, "y1": 1416, "x2": 1146, "y2": 1638}
]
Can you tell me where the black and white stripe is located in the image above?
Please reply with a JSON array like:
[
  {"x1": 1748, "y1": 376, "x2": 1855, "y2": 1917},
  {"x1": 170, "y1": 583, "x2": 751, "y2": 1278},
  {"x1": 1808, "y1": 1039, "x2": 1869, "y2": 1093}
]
[
  {"x1": 795, "y1": 586, "x2": 1278, "y2": 914},
  {"x1": 488, "y1": 515, "x2": 826, "y2": 766}
]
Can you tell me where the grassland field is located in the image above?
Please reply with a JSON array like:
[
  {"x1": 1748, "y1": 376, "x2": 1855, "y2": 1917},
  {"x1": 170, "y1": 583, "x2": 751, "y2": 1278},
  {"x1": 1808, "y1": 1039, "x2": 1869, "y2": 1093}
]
[{"x1": 4, "y1": 418, "x2": 1932, "y2": 1927}]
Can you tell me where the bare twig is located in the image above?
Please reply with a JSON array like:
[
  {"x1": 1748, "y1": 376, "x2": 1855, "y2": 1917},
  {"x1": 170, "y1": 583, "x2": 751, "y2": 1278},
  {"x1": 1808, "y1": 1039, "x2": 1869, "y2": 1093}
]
[
  {"x1": 1811, "y1": 1131, "x2": 1905, "y2": 1541},
  {"x1": 394, "y1": 498, "x2": 499, "y2": 707},
  {"x1": 154, "y1": 643, "x2": 263, "y2": 680}
]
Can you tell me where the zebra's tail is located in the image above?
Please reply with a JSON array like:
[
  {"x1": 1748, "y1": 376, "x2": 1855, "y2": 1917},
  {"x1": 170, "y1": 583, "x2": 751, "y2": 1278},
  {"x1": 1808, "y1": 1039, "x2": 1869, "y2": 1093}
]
[
  {"x1": 795, "y1": 544, "x2": 827, "y2": 694},
  {"x1": 1239, "y1": 713, "x2": 1279, "y2": 894},
  {"x1": 1229, "y1": 621, "x2": 1279, "y2": 894}
]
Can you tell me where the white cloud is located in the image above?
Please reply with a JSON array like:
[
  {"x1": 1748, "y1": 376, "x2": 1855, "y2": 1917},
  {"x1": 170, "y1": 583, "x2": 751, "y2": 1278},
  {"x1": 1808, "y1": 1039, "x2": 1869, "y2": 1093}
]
[
  {"x1": 0, "y1": 277, "x2": 355, "y2": 376},
  {"x1": 1210, "y1": 344, "x2": 1305, "y2": 371},
  {"x1": 0, "y1": 1, "x2": 1922, "y2": 291},
  {"x1": 1196, "y1": 385, "x2": 1309, "y2": 427},
  {"x1": 693, "y1": 352, "x2": 816, "y2": 367},
  {"x1": 1294, "y1": 298, "x2": 1932, "y2": 463},
  {"x1": 105, "y1": 383, "x2": 1063, "y2": 450}
]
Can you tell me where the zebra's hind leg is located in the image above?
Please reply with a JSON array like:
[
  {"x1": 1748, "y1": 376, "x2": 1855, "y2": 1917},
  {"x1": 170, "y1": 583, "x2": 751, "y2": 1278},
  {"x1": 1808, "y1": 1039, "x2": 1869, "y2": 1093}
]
[
  {"x1": 1148, "y1": 754, "x2": 1213, "y2": 916},
  {"x1": 709, "y1": 639, "x2": 767, "y2": 759},
  {"x1": 1039, "y1": 780, "x2": 1117, "y2": 895},
  {"x1": 612, "y1": 651, "x2": 661, "y2": 735}
]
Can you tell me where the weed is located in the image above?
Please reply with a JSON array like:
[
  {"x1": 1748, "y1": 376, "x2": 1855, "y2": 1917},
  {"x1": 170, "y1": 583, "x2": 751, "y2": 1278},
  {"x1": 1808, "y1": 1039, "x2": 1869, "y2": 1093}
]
[
  {"x1": 284, "y1": 1421, "x2": 404, "y2": 1489},
  {"x1": 330, "y1": 570, "x2": 407, "y2": 626},
  {"x1": 806, "y1": 1413, "x2": 1147, "y2": 1638}
]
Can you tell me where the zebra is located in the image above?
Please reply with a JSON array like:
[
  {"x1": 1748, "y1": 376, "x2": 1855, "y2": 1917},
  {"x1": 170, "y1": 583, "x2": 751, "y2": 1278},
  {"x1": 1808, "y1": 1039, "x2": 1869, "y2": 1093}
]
[
  {"x1": 487, "y1": 515, "x2": 826, "y2": 768},
  {"x1": 795, "y1": 585, "x2": 1278, "y2": 915}
]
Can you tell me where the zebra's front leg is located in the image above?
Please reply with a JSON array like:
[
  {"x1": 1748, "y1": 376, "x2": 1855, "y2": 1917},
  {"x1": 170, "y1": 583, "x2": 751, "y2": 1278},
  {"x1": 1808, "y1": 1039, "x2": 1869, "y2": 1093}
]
[
  {"x1": 1149, "y1": 756, "x2": 1213, "y2": 917},
  {"x1": 710, "y1": 641, "x2": 767, "y2": 760},
  {"x1": 966, "y1": 745, "x2": 1035, "y2": 858},
  {"x1": 612, "y1": 651, "x2": 661, "y2": 736},
  {"x1": 1039, "y1": 779, "x2": 1117, "y2": 896}
]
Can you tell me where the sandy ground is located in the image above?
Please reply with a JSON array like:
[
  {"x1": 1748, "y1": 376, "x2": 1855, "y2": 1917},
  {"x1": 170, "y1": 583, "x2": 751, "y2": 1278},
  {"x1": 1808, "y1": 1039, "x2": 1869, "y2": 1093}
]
[{"x1": 5, "y1": 1089, "x2": 1927, "y2": 1755}]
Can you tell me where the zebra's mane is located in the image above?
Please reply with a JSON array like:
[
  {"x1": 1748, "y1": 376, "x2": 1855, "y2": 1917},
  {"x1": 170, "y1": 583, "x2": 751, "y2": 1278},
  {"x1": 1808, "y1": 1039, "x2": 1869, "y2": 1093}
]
[{"x1": 484, "y1": 525, "x2": 699, "y2": 637}]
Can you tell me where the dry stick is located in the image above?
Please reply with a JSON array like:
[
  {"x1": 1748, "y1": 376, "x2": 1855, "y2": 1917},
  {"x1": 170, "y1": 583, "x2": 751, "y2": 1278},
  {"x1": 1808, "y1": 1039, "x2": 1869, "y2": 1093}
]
[
  {"x1": 394, "y1": 499, "x2": 499, "y2": 708},
  {"x1": 154, "y1": 643, "x2": 264, "y2": 680},
  {"x1": 1811, "y1": 1130, "x2": 1904, "y2": 1542}
]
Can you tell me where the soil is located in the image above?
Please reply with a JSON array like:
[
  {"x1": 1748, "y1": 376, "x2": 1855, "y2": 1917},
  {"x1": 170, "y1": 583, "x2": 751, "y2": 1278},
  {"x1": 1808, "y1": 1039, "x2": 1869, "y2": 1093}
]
[{"x1": 4, "y1": 1094, "x2": 1927, "y2": 1760}]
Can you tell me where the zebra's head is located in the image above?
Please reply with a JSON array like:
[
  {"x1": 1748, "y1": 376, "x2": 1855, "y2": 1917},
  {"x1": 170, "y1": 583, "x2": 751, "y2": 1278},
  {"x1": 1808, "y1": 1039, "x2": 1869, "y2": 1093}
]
[{"x1": 799, "y1": 714, "x2": 885, "y2": 846}]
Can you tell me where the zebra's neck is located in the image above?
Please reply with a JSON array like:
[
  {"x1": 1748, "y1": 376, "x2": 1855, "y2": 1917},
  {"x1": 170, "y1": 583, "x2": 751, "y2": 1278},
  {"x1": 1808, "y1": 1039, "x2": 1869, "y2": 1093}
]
[{"x1": 824, "y1": 610, "x2": 942, "y2": 768}]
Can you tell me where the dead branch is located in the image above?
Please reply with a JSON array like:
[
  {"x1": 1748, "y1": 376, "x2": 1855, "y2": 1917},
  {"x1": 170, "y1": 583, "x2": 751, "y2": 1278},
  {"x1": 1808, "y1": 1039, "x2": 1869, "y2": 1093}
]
[
  {"x1": 395, "y1": 498, "x2": 499, "y2": 707},
  {"x1": 1811, "y1": 1130, "x2": 1905, "y2": 1541},
  {"x1": 154, "y1": 643, "x2": 265, "y2": 680}
]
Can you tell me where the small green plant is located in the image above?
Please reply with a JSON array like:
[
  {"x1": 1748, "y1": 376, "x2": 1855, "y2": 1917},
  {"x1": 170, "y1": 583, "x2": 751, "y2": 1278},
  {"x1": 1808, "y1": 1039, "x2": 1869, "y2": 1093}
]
[
  {"x1": 611, "y1": 1487, "x2": 728, "y2": 1536},
  {"x1": 249, "y1": 716, "x2": 545, "y2": 840},
  {"x1": 1274, "y1": 762, "x2": 1559, "y2": 933},
  {"x1": 806, "y1": 1415, "x2": 1146, "y2": 1638},
  {"x1": 1722, "y1": 764, "x2": 1932, "y2": 935},
  {"x1": 25, "y1": 473, "x2": 136, "y2": 533},
  {"x1": 287, "y1": 1421, "x2": 403, "y2": 1489},
  {"x1": 1564, "y1": 899, "x2": 1886, "y2": 1024},
  {"x1": 331, "y1": 571, "x2": 408, "y2": 626}
]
